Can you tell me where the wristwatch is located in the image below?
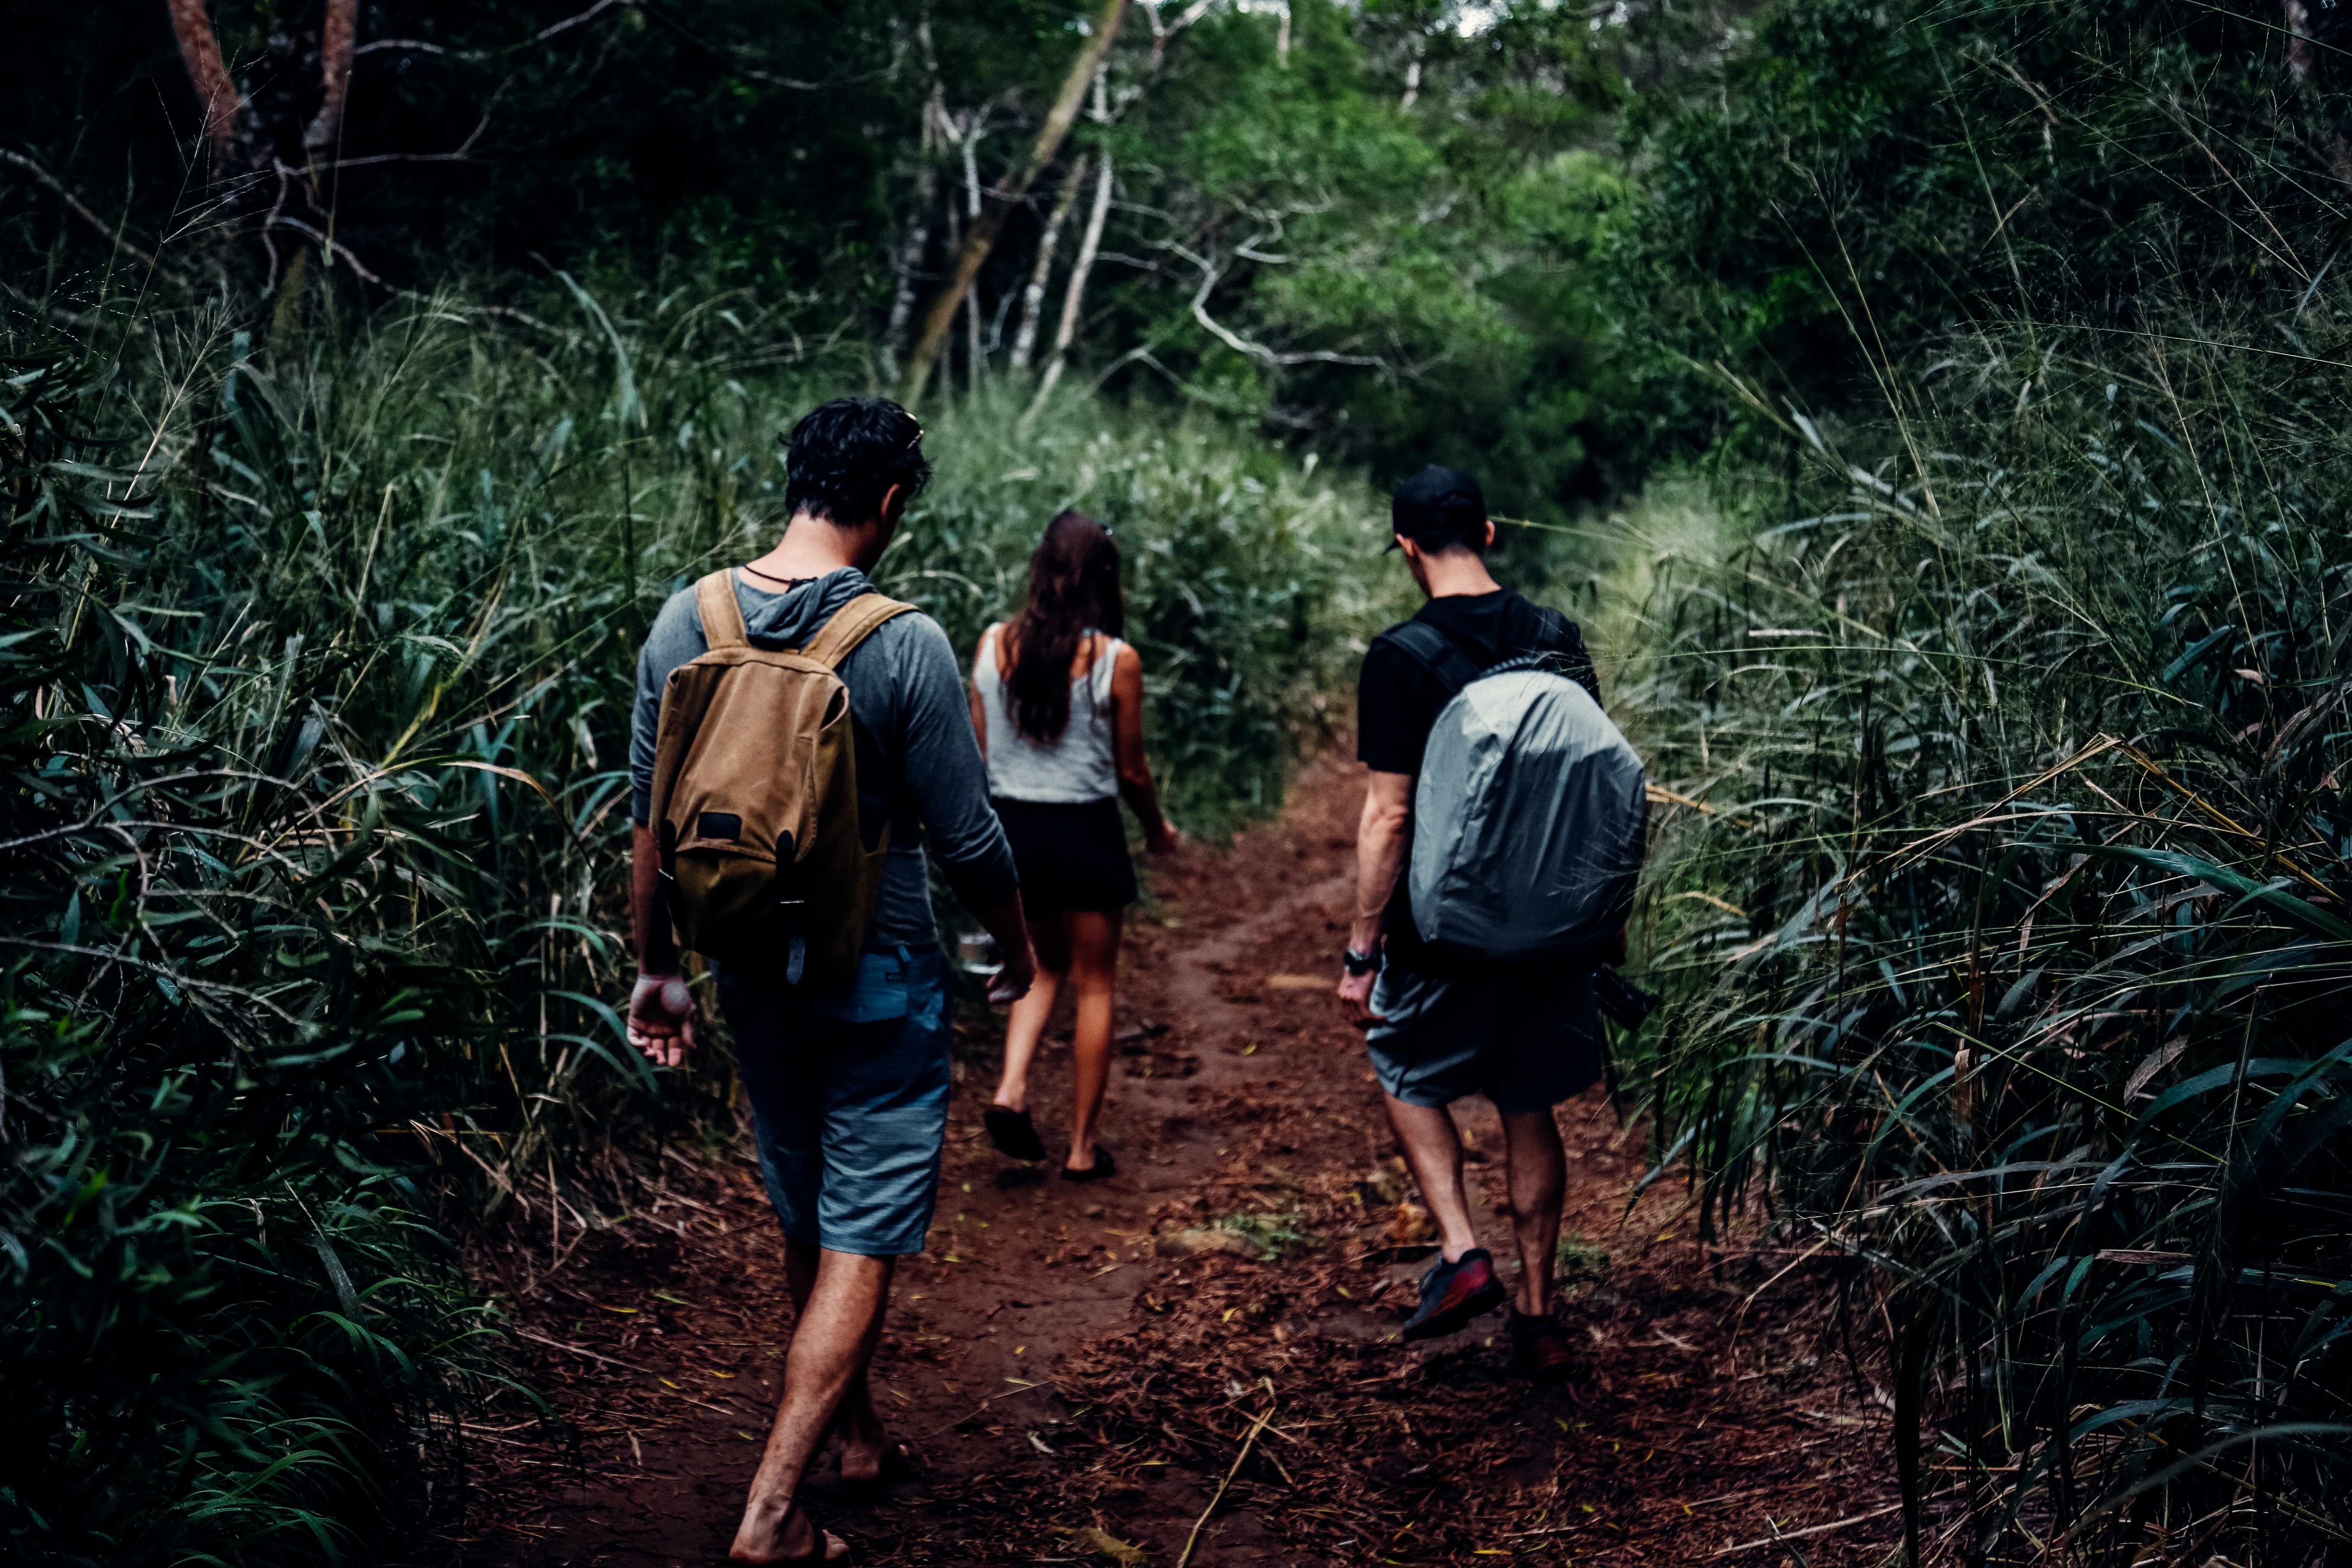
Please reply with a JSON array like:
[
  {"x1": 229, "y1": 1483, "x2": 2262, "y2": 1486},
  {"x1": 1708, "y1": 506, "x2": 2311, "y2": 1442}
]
[{"x1": 1342, "y1": 946, "x2": 1379, "y2": 977}]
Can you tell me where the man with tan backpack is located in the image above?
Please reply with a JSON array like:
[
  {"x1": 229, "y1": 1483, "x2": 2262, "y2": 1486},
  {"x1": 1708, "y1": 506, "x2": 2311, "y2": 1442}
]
[{"x1": 625, "y1": 397, "x2": 1036, "y2": 1565}]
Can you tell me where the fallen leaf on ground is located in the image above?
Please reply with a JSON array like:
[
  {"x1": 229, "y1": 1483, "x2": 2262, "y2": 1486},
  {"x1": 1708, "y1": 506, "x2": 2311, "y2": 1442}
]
[{"x1": 1069, "y1": 1525, "x2": 1146, "y2": 1565}]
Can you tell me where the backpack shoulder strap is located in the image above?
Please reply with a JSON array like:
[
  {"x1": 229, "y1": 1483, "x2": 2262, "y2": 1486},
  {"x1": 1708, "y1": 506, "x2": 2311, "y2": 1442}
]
[
  {"x1": 695, "y1": 570, "x2": 750, "y2": 652},
  {"x1": 1385, "y1": 619, "x2": 1486, "y2": 700},
  {"x1": 801, "y1": 592, "x2": 916, "y2": 670}
]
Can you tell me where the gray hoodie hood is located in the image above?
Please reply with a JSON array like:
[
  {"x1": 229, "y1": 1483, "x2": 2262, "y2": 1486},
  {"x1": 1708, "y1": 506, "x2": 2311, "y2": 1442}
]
[{"x1": 735, "y1": 567, "x2": 873, "y2": 650}]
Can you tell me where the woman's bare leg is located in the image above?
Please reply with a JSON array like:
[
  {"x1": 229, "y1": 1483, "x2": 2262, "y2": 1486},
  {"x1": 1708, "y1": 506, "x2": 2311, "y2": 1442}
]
[
  {"x1": 992, "y1": 910, "x2": 1069, "y2": 1114},
  {"x1": 1063, "y1": 908, "x2": 1122, "y2": 1170}
]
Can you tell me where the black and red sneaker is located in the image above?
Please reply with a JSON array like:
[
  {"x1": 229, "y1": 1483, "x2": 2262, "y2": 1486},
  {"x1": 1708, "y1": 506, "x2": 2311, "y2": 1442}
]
[
  {"x1": 1507, "y1": 1307, "x2": 1575, "y2": 1384},
  {"x1": 1399, "y1": 1248, "x2": 1507, "y2": 1341}
]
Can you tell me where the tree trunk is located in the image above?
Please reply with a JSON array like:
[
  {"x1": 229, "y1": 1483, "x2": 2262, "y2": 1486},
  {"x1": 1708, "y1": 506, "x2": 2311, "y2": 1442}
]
[
  {"x1": 165, "y1": 0, "x2": 243, "y2": 159},
  {"x1": 1010, "y1": 153, "x2": 1087, "y2": 371},
  {"x1": 879, "y1": 172, "x2": 936, "y2": 381},
  {"x1": 961, "y1": 122, "x2": 984, "y2": 390},
  {"x1": 899, "y1": 0, "x2": 1129, "y2": 405},
  {"x1": 304, "y1": 0, "x2": 359, "y2": 150},
  {"x1": 1024, "y1": 139, "x2": 1113, "y2": 420},
  {"x1": 938, "y1": 196, "x2": 961, "y2": 410},
  {"x1": 882, "y1": 17, "x2": 948, "y2": 381},
  {"x1": 966, "y1": 281, "x2": 984, "y2": 392}
]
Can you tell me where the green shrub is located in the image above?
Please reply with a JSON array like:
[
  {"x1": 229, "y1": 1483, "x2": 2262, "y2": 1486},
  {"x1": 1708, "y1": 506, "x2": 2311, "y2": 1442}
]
[
  {"x1": 0, "y1": 346, "x2": 520, "y2": 1564},
  {"x1": 1620, "y1": 315, "x2": 2352, "y2": 1560},
  {"x1": 0, "y1": 282, "x2": 1398, "y2": 1560}
]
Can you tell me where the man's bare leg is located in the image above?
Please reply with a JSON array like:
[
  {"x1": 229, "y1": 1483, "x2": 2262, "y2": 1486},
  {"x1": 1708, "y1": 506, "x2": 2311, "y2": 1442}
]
[
  {"x1": 731, "y1": 1248, "x2": 894, "y2": 1564},
  {"x1": 781, "y1": 1240, "x2": 891, "y2": 1483},
  {"x1": 1381, "y1": 1093, "x2": 1480, "y2": 1262},
  {"x1": 1499, "y1": 1110, "x2": 1567, "y2": 1316}
]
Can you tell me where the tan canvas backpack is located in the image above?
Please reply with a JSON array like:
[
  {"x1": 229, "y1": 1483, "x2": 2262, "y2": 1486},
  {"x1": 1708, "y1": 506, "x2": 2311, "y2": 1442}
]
[{"x1": 647, "y1": 570, "x2": 914, "y2": 988}]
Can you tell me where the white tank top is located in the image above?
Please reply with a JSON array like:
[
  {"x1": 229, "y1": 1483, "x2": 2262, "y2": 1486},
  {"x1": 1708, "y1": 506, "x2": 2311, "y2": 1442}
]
[{"x1": 975, "y1": 624, "x2": 1121, "y2": 803}]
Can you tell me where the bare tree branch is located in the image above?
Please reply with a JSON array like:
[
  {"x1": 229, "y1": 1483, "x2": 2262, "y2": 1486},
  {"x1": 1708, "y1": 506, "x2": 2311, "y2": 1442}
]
[
  {"x1": 263, "y1": 214, "x2": 384, "y2": 283},
  {"x1": 535, "y1": 0, "x2": 630, "y2": 45},
  {"x1": 164, "y1": 0, "x2": 244, "y2": 158},
  {"x1": 310, "y1": 108, "x2": 494, "y2": 171},
  {"x1": 1185, "y1": 252, "x2": 1381, "y2": 367},
  {"x1": 0, "y1": 150, "x2": 175, "y2": 276},
  {"x1": 1142, "y1": 0, "x2": 1218, "y2": 70}
]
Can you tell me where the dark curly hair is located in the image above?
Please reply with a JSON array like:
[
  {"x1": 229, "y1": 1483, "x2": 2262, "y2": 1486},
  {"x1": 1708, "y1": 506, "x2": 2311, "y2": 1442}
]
[
  {"x1": 1008, "y1": 511, "x2": 1124, "y2": 745},
  {"x1": 783, "y1": 397, "x2": 932, "y2": 526}
]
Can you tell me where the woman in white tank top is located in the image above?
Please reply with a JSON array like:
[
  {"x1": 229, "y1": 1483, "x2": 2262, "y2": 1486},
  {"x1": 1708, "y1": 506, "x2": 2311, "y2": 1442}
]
[{"x1": 968, "y1": 511, "x2": 1179, "y2": 1180}]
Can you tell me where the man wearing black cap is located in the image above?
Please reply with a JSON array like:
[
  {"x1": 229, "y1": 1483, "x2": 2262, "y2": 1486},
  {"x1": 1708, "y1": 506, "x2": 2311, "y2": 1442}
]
[{"x1": 1335, "y1": 464, "x2": 1606, "y2": 1384}]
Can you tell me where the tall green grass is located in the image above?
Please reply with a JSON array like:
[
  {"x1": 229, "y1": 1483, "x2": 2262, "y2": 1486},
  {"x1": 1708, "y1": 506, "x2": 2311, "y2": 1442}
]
[
  {"x1": 0, "y1": 287, "x2": 1397, "y2": 1562},
  {"x1": 1621, "y1": 313, "x2": 2352, "y2": 1561}
]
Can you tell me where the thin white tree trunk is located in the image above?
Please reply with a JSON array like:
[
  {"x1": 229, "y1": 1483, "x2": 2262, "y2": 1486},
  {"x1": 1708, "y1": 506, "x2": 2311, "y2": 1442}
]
[
  {"x1": 959, "y1": 118, "x2": 985, "y2": 389},
  {"x1": 967, "y1": 282, "x2": 984, "y2": 392},
  {"x1": 1010, "y1": 152, "x2": 1088, "y2": 371},
  {"x1": 882, "y1": 15, "x2": 946, "y2": 380},
  {"x1": 1025, "y1": 142, "x2": 1113, "y2": 420},
  {"x1": 939, "y1": 196, "x2": 961, "y2": 409},
  {"x1": 879, "y1": 174, "x2": 935, "y2": 381}
]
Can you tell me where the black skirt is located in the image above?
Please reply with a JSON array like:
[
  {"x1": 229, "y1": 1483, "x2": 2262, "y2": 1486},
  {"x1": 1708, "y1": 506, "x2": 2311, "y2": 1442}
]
[{"x1": 992, "y1": 796, "x2": 1139, "y2": 915}]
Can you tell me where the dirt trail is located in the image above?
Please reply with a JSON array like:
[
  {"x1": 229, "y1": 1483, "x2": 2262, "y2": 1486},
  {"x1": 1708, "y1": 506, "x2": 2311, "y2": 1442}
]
[{"x1": 455, "y1": 759, "x2": 1902, "y2": 1567}]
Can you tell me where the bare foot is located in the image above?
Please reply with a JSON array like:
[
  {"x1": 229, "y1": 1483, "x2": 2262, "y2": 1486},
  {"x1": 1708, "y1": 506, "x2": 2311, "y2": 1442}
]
[
  {"x1": 833, "y1": 1397, "x2": 882, "y2": 1488},
  {"x1": 837, "y1": 1432, "x2": 902, "y2": 1488},
  {"x1": 729, "y1": 1498, "x2": 846, "y2": 1564}
]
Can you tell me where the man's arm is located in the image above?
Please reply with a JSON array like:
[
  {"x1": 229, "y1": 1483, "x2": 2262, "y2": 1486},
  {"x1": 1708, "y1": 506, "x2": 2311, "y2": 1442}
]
[
  {"x1": 625, "y1": 599, "x2": 703, "y2": 1066},
  {"x1": 1337, "y1": 769, "x2": 1412, "y2": 1022},
  {"x1": 628, "y1": 819, "x2": 695, "y2": 1066},
  {"x1": 895, "y1": 616, "x2": 1037, "y2": 1001}
]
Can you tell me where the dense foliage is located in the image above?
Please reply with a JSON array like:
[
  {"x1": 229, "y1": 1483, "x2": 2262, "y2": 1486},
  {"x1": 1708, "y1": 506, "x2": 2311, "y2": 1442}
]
[
  {"x1": 2, "y1": 0, "x2": 1655, "y2": 516},
  {"x1": 1626, "y1": 325, "x2": 2352, "y2": 1562},
  {"x1": 1616, "y1": 0, "x2": 2352, "y2": 453},
  {"x1": 0, "y1": 348, "x2": 517, "y2": 1562},
  {"x1": 1617, "y1": 1, "x2": 2352, "y2": 1559},
  {"x1": 9, "y1": 0, "x2": 2352, "y2": 1561},
  {"x1": 0, "y1": 289, "x2": 1398, "y2": 1560}
]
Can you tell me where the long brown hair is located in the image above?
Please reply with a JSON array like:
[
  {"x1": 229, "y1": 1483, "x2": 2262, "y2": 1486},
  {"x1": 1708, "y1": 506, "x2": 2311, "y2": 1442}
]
[{"x1": 1007, "y1": 511, "x2": 1124, "y2": 744}]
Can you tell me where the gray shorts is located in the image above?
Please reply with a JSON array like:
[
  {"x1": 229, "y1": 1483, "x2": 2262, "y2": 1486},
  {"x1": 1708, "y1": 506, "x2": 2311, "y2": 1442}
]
[
  {"x1": 1365, "y1": 958, "x2": 1603, "y2": 1115},
  {"x1": 718, "y1": 943, "x2": 953, "y2": 1257}
]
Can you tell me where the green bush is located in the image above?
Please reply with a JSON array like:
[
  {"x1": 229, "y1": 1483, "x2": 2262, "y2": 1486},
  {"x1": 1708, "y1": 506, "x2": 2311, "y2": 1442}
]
[
  {"x1": 0, "y1": 346, "x2": 523, "y2": 1564},
  {"x1": 0, "y1": 283, "x2": 1399, "y2": 1560},
  {"x1": 1620, "y1": 312, "x2": 2352, "y2": 1560}
]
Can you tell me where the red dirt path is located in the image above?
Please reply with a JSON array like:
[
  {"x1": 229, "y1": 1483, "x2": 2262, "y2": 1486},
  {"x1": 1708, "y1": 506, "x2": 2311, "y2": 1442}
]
[{"x1": 450, "y1": 758, "x2": 1902, "y2": 1566}]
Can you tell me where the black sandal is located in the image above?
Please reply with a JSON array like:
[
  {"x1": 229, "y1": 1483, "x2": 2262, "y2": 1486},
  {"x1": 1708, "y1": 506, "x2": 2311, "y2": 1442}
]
[
  {"x1": 984, "y1": 1106, "x2": 1046, "y2": 1162},
  {"x1": 1060, "y1": 1145, "x2": 1117, "y2": 1183}
]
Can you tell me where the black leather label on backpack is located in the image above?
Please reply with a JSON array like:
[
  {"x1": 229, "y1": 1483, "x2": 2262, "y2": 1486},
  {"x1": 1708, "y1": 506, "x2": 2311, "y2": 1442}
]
[{"x1": 697, "y1": 811, "x2": 743, "y2": 842}]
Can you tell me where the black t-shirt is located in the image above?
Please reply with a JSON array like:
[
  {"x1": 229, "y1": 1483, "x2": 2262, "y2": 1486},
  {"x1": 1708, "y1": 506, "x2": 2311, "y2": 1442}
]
[
  {"x1": 1356, "y1": 589, "x2": 1600, "y2": 965},
  {"x1": 1357, "y1": 590, "x2": 1598, "y2": 775}
]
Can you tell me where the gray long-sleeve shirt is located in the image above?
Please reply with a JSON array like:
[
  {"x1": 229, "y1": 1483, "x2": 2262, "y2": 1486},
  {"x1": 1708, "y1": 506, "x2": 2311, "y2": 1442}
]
[{"x1": 630, "y1": 567, "x2": 1017, "y2": 952}]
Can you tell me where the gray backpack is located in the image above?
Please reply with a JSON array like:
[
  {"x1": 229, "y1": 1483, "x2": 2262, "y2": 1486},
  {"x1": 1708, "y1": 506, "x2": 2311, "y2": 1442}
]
[{"x1": 1396, "y1": 627, "x2": 1648, "y2": 967}]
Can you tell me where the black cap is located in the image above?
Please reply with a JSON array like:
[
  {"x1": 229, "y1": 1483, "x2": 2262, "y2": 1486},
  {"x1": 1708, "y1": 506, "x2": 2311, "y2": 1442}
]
[{"x1": 1387, "y1": 465, "x2": 1485, "y2": 552}]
